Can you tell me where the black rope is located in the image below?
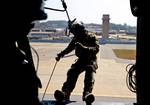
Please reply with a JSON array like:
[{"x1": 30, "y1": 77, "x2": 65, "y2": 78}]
[
  {"x1": 126, "y1": 63, "x2": 136, "y2": 93},
  {"x1": 45, "y1": 0, "x2": 78, "y2": 36},
  {"x1": 44, "y1": 0, "x2": 68, "y2": 13},
  {"x1": 61, "y1": 0, "x2": 67, "y2": 10},
  {"x1": 44, "y1": 7, "x2": 65, "y2": 12},
  {"x1": 61, "y1": 0, "x2": 70, "y2": 21}
]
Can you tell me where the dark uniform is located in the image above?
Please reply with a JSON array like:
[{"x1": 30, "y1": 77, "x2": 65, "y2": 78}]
[
  {"x1": 56, "y1": 22, "x2": 99, "y2": 101},
  {"x1": 2, "y1": 0, "x2": 47, "y2": 105}
]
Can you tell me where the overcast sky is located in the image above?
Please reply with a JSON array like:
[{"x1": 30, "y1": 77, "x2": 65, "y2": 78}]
[{"x1": 44, "y1": 0, "x2": 137, "y2": 26}]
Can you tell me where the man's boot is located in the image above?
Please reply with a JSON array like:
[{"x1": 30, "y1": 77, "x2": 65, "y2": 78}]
[
  {"x1": 63, "y1": 91, "x2": 71, "y2": 102},
  {"x1": 54, "y1": 90, "x2": 71, "y2": 102},
  {"x1": 54, "y1": 90, "x2": 65, "y2": 102},
  {"x1": 82, "y1": 92, "x2": 95, "y2": 104}
]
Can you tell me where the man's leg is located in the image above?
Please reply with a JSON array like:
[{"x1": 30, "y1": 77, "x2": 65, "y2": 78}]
[
  {"x1": 83, "y1": 67, "x2": 95, "y2": 102},
  {"x1": 62, "y1": 66, "x2": 83, "y2": 101}
]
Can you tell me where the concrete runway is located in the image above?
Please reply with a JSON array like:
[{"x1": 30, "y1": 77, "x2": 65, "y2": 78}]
[{"x1": 30, "y1": 42, "x2": 136, "y2": 103}]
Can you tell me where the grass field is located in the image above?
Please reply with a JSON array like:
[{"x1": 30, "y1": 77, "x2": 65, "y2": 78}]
[{"x1": 113, "y1": 49, "x2": 136, "y2": 60}]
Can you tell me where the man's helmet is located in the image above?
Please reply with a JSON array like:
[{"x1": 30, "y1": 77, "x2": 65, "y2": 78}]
[{"x1": 69, "y1": 21, "x2": 85, "y2": 33}]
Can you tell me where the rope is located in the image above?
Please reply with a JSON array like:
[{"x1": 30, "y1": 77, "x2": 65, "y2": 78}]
[
  {"x1": 44, "y1": 7, "x2": 65, "y2": 12},
  {"x1": 44, "y1": 0, "x2": 68, "y2": 13},
  {"x1": 42, "y1": 61, "x2": 58, "y2": 101},
  {"x1": 126, "y1": 63, "x2": 136, "y2": 93},
  {"x1": 41, "y1": 53, "x2": 75, "y2": 101},
  {"x1": 31, "y1": 46, "x2": 40, "y2": 72},
  {"x1": 63, "y1": 53, "x2": 75, "y2": 58},
  {"x1": 45, "y1": 0, "x2": 78, "y2": 36},
  {"x1": 44, "y1": 0, "x2": 67, "y2": 12},
  {"x1": 61, "y1": 0, "x2": 70, "y2": 21}
]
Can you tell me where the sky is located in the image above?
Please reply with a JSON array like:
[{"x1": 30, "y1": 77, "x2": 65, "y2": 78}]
[{"x1": 44, "y1": 0, "x2": 137, "y2": 26}]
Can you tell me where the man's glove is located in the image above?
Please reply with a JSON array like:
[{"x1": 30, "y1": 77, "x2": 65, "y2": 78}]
[{"x1": 55, "y1": 52, "x2": 64, "y2": 61}]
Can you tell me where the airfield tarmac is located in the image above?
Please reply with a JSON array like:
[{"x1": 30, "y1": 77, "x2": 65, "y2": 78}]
[{"x1": 30, "y1": 42, "x2": 136, "y2": 103}]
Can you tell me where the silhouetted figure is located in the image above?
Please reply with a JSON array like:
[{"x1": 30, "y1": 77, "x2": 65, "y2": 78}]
[
  {"x1": 55, "y1": 21, "x2": 99, "y2": 104},
  {"x1": 2, "y1": 0, "x2": 47, "y2": 105},
  {"x1": 130, "y1": 0, "x2": 149, "y2": 104}
]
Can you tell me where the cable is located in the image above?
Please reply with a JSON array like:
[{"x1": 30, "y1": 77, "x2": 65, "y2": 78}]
[
  {"x1": 61, "y1": 0, "x2": 70, "y2": 21},
  {"x1": 31, "y1": 46, "x2": 40, "y2": 72},
  {"x1": 45, "y1": 0, "x2": 78, "y2": 36},
  {"x1": 44, "y1": 0, "x2": 67, "y2": 12},
  {"x1": 44, "y1": 7, "x2": 65, "y2": 12},
  {"x1": 44, "y1": 0, "x2": 67, "y2": 13},
  {"x1": 42, "y1": 61, "x2": 58, "y2": 101},
  {"x1": 126, "y1": 63, "x2": 136, "y2": 93}
]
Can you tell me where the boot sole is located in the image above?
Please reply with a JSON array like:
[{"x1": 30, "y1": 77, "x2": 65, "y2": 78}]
[
  {"x1": 54, "y1": 90, "x2": 65, "y2": 102},
  {"x1": 85, "y1": 93, "x2": 95, "y2": 104}
]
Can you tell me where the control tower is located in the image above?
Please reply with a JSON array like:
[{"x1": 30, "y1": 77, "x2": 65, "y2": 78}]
[{"x1": 102, "y1": 14, "x2": 110, "y2": 39}]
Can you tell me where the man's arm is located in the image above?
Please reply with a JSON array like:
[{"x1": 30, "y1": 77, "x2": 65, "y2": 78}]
[
  {"x1": 87, "y1": 37, "x2": 99, "y2": 54},
  {"x1": 56, "y1": 38, "x2": 75, "y2": 61},
  {"x1": 75, "y1": 36, "x2": 99, "y2": 55}
]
